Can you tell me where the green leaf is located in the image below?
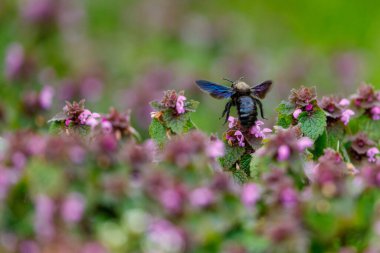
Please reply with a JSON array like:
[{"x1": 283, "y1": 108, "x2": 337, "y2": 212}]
[
  {"x1": 185, "y1": 99, "x2": 199, "y2": 112},
  {"x1": 163, "y1": 110, "x2": 190, "y2": 134},
  {"x1": 69, "y1": 124, "x2": 91, "y2": 136},
  {"x1": 249, "y1": 154, "x2": 263, "y2": 180},
  {"x1": 47, "y1": 111, "x2": 67, "y2": 123},
  {"x1": 349, "y1": 114, "x2": 380, "y2": 140},
  {"x1": 231, "y1": 169, "x2": 249, "y2": 184},
  {"x1": 277, "y1": 114, "x2": 293, "y2": 128},
  {"x1": 219, "y1": 144, "x2": 245, "y2": 169},
  {"x1": 312, "y1": 130, "x2": 327, "y2": 159},
  {"x1": 298, "y1": 108, "x2": 327, "y2": 140},
  {"x1": 240, "y1": 154, "x2": 252, "y2": 177},
  {"x1": 276, "y1": 100, "x2": 295, "y2": 115},
  {"x1": 49, "y1": 121, "x2": 65, "y2": 135},
  {"x1": 149, "y1": 118, "x2": 167, "y2": 146}
]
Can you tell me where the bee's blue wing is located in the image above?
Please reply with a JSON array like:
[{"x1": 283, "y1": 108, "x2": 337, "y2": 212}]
[
  {"x1": 195, "y1": 80, "x2": 234, "y2": 99},
  {"x1": 251, "y1": 80, "x2": 272, "y2": 99}
]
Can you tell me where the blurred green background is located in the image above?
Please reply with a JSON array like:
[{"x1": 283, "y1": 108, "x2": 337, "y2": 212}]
[{"x1": 1, "y1": 0, "x2": 380, "y2": 135}]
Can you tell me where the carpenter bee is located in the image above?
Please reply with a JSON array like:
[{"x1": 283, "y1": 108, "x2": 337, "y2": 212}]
[{"x1": 195, "y1": 78, "x2": 272, "y2": 128}]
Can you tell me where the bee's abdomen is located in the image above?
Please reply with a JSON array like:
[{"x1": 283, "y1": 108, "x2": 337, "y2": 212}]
[{"x1": 237, "y1": 96, "x2": 257, "y2": 128}]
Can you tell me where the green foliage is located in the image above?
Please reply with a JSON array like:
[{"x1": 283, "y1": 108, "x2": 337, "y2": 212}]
[
  {"x1": 49, "y1": 121, "x2": 65, "y2": 135},
  {"x1": 276, "y1": 100, "x2": 295, "y2": 115},
  {"x1": 149, "y1": 118, "x2": 167, "y2": 146},
  {"x1": 298, "y1": 108, "x2": 327, "y2": 140},
  {"x1": 349, "y1": 114, "x2": 380, "y2": 140},
  {"x1": 240, "y1": 154, "x2": 252, "y2": 177},
  {"x1": 219, "y1": 144, "x2": 245, "y2": 170},
  {"x1": 163, "y1": 110, "x2": 191, "y2": 134}
]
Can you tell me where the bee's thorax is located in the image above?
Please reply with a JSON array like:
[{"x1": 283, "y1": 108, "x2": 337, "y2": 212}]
[{"x1": 234, "y1": 81, "x2": 251, "y2": 92}]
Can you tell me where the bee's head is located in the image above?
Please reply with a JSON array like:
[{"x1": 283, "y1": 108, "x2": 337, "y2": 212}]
[{"x1": 233, "y1": 81, "x2": 250, "y2": 92}]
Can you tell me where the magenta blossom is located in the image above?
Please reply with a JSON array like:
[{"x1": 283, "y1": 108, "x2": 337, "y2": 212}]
[
  {"x1": 296, "y1": 137, "x2": 313, "y2": 151},
  {"x1": 277, "y1": 145, "x2": 291, "y2": 161},
  {"x1": 78, "y1": 109, "x2": 101, "y2": 127},
  {"x1": 250, "y1": 120, "x2": 272, "y2": 138},
  {"x1": 341, "y1": 109, "x2": 355, "y2": 125},
  {"x1": 339, "y1": 98, "x2": 350, "y2": 107},
  {"x1": 371, "y1": 106, "x2": 380, "y2": 120},
  {"x1": 367, "y1": 147, "x2": 379, "y2": 163},
  {"x1": 101, "y1": 120, "x2": 113, "y2": 134},
  {"x1": 305, "y1": 103, "x2": 313, "y2": 111},
  {"x1": 176, "y1": 95, "x2": 186, "y2": 114},
  {"x1": 61, "y1": 193, "x2": 85, "y2": 224},
  {"x1": 235, "y1": 130, "x2": 245, "y2": 147},
  {"x1": 34, "y1": 195, "x2": 55, "y2": 240},
  {"x1": 241, "y1": 183, "x2": 261, "y2": 207},
  {"x1": 39, "y1": 85, "x2": 54, "y2": 110},
  {"x1": 206, "y1": 137, "x2": 225, "y2": 159},
  {"x1": 228, "y1": 116, "x2": 238, "y2": 128},
  {"x1": 293, "y1": 108, "x2": 302, "y2": 119},
  {"x1": 190, "y1": 187, "x2": 215, "y2": 208}
]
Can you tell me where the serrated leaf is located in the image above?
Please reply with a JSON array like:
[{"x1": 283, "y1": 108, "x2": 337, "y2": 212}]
[
  {"x1": 149, "y1": 118, "x2": 167, "y2": 146},
  {"x1": 69, "y1": 124, "x2": 90, "y2": 136},
  {"x1": 350, "y1": 114, "x2": 380, "y2": 141},
  {"x1": 240, "y1": 154, "x2": 252, "y2": 177},
  {"x1": 250, "y1": 154, "x2": 262, "y2": 180},
  {"x1": 219, "y1": 144, "x2": 245, "y2": 169},
  {"x1": 277, "y1": 114, "x2": 293, "y2": 128},
  {"x1": 49, "y1": 121, "x2": 65, "y2": 135},
  {"x1": 231, "y1": 169, "x2": 249, "y2": 184},
  {"x1": 185, "y1": 99, "x2": 199, "y2": 112},
  {"x1": 163, "y1": 110, "x2": 190, "y2": 134},
  {"x1": 298, "y1": 108, "x2": 327, "y2": 140},
  {"x1": 276, "y1": 101, "x2": 295, "y2": 115}
]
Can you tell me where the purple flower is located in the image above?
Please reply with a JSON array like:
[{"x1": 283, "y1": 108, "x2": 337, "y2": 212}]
[
  {"x1": 371, "y1": 106, "x2": 380, "y2": 120},
  {"x1": 39, "y1": 85, "x2": 54, "y2": 109},
  {"x1": 175, "y1": 95, "x2": 186, "y2": 114},
  {"x1": 34, "y1": 195, "x2": 55, "y2": 240},
  {"x1": 101, "y1": 120, "x2": 113, "y2": 134},
  {"x1": 190, "y1": 187, "x2": 215, "y2": 208},
  {"x1": 159, "y1": 187, "x2": 184, "y2": 213},
  {"x1": 5, "y1": 43, "x2": 26, "y2": 81},
  {"x1": 241, "y1": 183, "x2": 261, "y2": 207},
  {"x1": 305, "y1": 103, "x2": 313, "y2": 111},
  {"x1": 228, "y1": 116, "x2": 238, "y2": 128},
  {"x1": 146, "y1": 219, "x2": 185, "y2": 253},
  {"x1": 19, "y1": 240, "x2": 39, "y2": 253},
  {"x1": 65, "y1": 119, "x2": 72, "y2": 126},
  {"x1": 206, "y1": 137, "x2": 225, "y2": 159},
  {"x1": 235, "y1": 130, "x2": 245, "y2": 147},
  {"x1": 280, "y1": 187, "x2": 298, "y2": 208},
  {"x1": 341, "y1": 109, "x2": 355, "y2": 125},
  {"x1": 293, "y1": 108, "x2": 302, "y2": 119},
  {"x1": 296, "y1": 137, "x2": 313, "y2": 151},
  {"x1": 277, "y1": 145, "x2": 290, "y2": 161},
  {"x1": 249, "y1": 120, "x2": 272, "y2": 138},
  {"x1": 61, "y1": 192, "x2": 85, "y2": 223},
  {"x1": 78, "y1": 109, "x2": 92, "y2": 124},
  {"x1": 367, "y1": 147, "x2": 379, "y2": 163},
  {"x1": 339, "y1": 98, "x2": 350, "y2": 107}
]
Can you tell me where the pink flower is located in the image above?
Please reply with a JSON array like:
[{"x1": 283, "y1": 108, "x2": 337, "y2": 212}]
[
  {"x1": 235, "y1": 130, "x2": 245, "y2": 147},
  {"x1": 305, "y1": 103, "x2": 313, "y2": 111},
  {"x1": 277, "y1": 145, "x2": 290, "y2": 161},
  {"x1": 78, "y1": 109, "x2": 92, "y2": 124},
  {"x1": 65, "y1": 119, "x2": 72, "y2": 126},
  {"x1": 367, "y1": 147, "x2": 379, "y2": 163},
  {"x1": 293, "y1": 108, "x2": 302, "y2": 119},
  {"x1": 61, "y1": 193, "x2": 85, "y2": 223},
  {"x1": 280, "y1": 187, "x2": 298, "y2": 208},
  {"x1": 159, "y1": 188, "x2": 183, "y2": 213},
  {"x1": 206, "y1": 138, "x2": 225, "y2": 159},
  {"x1": 39, "y1": 85, "x2": 54, "y2": 109},
  {"x1": 228, "y1": 116, "x2": 238, "y2": 128},
  {"x1": 250, "y1": 120, "x2": 272, "y2": 138},
  {"x1": 371, "y1": 106, "x2": 380, "y2": 120},
  {"x1": 341, "y1": 109, "x2": 355, "y2": 125},
  {"x1": 175, "y1": 95, "x2": 186, "y2": 114},
  {"x1": 339, "y1": 98, "x2": 350, "y2": 107},
  {"x1": 190, "y1": 187, "x2": 214, "y2": 207},
  {"x1": 241, "y1": 183, "x2": 261, "y2": 207},
  {"x1": 34, "y1": 195, "x2": 55, "y2": 239},
  {"x1": 101, "y1": 120, "x2": 113, "y2": 134},
  {"x1": 5, "y1": 43, "x2": 25, "y2": 80},
  {"x1": 296, "y1": 137, "x2": 313, "y2": 151}
]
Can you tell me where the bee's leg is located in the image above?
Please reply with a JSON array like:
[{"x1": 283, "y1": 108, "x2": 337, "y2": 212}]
[
  {"x1": 253, "y1": 98, "x2": 266, "y2": 119},
  {"x1": 220, "y1": 101, "x2": 232, "y2": 125}
]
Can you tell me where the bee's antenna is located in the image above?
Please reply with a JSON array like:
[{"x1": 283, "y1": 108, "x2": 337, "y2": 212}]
[{"x1": 222, "y1": 78, "x2": 234, "y2": 84}]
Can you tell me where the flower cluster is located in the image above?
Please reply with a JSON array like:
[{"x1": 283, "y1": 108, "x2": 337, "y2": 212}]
[{"x1": 319, "y1": 96, "x2": 355, "y2": 125}]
